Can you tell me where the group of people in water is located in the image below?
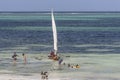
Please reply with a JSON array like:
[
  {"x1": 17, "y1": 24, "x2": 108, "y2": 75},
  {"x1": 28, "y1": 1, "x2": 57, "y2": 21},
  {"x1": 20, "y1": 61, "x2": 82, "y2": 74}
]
[
  {"x1": 41, "y1": 71, "x2": 48, "y2": 80},
  {"x1": 48, "y1": 51, "x2": 59, "y2": 60},
  {"x1": 12, "y1": 51, "x2": 80, "y2": 69},
  {"x1": 48, "y1": 51, "x2": 63, "y2": 64},
  {"x1": 48, "y1": 51, "x2": 80, "y2": 69},
  {"x1": 12, "y1": 52, "x2": 27, "y2": 65},
  {"x1": 68, "y1": 64, "x2": 80, "y2": 68},
  {"x1": 11, "y1": 51, "x2": 79, "y2": 80}
]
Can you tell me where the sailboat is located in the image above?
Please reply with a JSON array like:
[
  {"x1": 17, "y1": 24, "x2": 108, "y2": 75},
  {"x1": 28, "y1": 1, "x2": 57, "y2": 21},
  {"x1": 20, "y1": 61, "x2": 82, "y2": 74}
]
[
  {"x1": 51, "y1": 10, "x2": 58, "y2": 56},
  {"x1": 50, "y1": 10, "x2": 64, "y2": 70},
  {"x1": 48, "y1": 10, "x2": 79, "y2": 69},
  {"x1": 48, "y1": 10, "x2": 63, "y2": 65}
]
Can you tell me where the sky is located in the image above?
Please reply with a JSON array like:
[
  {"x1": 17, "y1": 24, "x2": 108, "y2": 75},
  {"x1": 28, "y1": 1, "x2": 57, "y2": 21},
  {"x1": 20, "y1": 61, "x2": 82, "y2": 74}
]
[{"x1": 0, "y1": 0, "x2": 120, "y2": 11}]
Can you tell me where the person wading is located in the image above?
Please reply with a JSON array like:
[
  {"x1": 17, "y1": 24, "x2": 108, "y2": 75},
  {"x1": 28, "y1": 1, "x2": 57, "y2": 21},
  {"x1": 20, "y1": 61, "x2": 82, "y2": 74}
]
[
  {"x1": 22, "y1": 53, "x2": 27, "y2": 64},
  {"x1": 12, "y1": 52, "x2": 18, "y2": 65}
]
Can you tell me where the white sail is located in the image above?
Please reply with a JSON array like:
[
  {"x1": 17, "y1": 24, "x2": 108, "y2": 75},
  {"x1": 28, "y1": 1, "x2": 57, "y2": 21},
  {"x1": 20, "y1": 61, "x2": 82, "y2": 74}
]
[{"x1": 51, "y1": 10, "x2": 58, "y2": 55}]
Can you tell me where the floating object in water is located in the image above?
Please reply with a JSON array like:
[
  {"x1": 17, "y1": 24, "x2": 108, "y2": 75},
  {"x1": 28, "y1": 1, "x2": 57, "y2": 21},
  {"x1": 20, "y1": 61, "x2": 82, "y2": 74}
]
[{"x1": 71, "y1": 65, "x2": 80, "y2": 69}]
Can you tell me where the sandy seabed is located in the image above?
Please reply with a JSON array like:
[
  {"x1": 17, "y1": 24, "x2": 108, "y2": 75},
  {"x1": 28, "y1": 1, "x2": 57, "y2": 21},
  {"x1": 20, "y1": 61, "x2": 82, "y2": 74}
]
[{"x1": 0, "y1": 53, "x2": 120, "y2": 80}]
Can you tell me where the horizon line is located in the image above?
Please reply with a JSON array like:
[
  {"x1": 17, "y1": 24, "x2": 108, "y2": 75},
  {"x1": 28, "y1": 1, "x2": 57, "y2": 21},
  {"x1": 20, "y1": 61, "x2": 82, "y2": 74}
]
[{"x1": 0, "y1": 11, "x2": 120, "y2": 13}]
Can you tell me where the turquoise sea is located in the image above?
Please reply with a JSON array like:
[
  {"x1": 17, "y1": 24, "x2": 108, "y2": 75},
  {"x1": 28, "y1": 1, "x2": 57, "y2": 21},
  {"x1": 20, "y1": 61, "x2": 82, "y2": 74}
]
[
  {"x1": 0, "y1": 12, "x2": 120, "y2": 54},
  {"x1": 0, "y1": 12, "x2": 120, "y2": 80}
]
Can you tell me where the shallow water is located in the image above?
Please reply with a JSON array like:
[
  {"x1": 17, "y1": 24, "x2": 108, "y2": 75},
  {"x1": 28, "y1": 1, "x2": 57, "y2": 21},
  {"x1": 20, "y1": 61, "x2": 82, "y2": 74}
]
[{"x1": 0, "y1": 53, "x2": 120, "y2": 80}]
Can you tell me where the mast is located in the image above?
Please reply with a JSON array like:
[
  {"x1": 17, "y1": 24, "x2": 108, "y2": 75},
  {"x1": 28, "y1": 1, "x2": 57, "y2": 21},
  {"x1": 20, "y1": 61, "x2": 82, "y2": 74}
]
[{"x1": 51, "y1": 10, "x2": 58, "y2": 55}]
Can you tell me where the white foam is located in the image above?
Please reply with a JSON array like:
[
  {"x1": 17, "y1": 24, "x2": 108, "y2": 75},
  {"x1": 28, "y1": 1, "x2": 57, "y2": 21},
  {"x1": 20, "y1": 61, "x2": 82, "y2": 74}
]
[
  {"x1": 73, "y1": 44, "x2": 120, "y2": 48},
  {"x1": 86, "y1": 49, "x2": 114, "y2": 52}
]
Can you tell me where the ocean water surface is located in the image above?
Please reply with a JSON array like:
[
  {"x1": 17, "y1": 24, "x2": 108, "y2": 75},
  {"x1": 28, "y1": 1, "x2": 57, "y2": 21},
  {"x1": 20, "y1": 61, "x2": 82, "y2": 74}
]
[
  {"x1": 0, "y1": 12, "x2": 120, "y2": 80},
  {"x1": 0, "y1": 12, "x2": 120, "y2": 54}
]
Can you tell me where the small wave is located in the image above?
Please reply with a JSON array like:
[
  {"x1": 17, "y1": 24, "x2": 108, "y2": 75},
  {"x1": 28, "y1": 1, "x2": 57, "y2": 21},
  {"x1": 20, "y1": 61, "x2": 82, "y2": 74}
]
[
  {"x1": 86, "y1": 49, "x2": 114, "y2": 52},
  {"x1": 73, "y1": 44, "x2": 120, "y2": 48}
]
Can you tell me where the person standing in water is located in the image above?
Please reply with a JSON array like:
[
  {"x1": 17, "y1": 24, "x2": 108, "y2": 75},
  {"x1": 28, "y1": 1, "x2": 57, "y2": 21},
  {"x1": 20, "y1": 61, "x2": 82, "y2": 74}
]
[
  {"x1": 12, "y1": 52, "x2": 18, "y2": 65},
  {"x1": 41, "y1": 71, "x2": 48, "y2": 80},
  {"x1": 22, "y1": 53, "x2": 27, "y2": 64}
]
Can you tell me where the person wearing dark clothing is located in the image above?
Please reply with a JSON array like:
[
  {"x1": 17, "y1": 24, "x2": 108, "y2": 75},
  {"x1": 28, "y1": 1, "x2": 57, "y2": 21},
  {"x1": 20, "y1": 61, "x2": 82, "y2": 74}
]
[
  {"x1": 12, "y1": 52, "x2": 18, "y2": 65},
  {"x1": 41, "y1": 71, "x2": 48, "y2": 80}
]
